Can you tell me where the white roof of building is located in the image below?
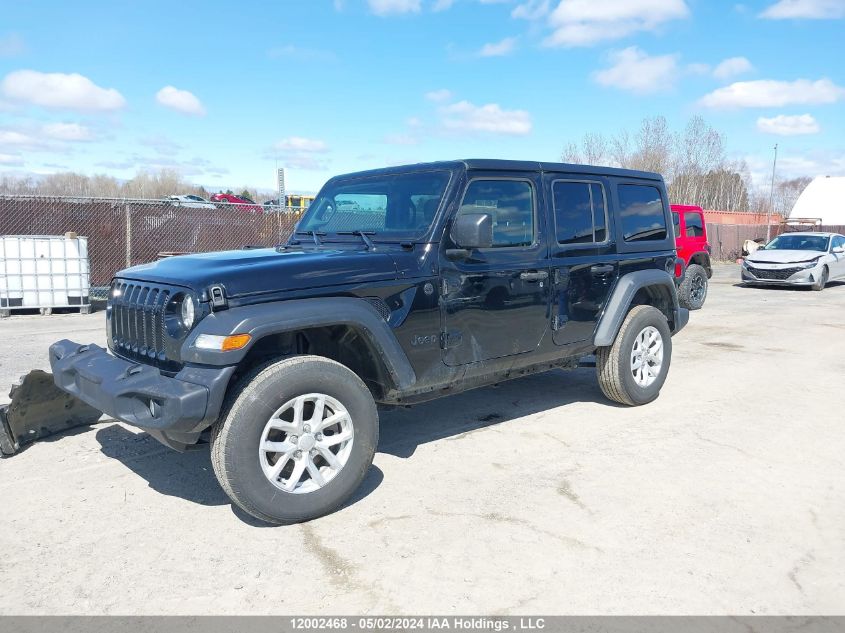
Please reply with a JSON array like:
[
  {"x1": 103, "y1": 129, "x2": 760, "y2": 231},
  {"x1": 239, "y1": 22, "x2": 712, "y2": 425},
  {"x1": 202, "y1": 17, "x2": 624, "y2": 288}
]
[{"x1": 790, "y1": 176, "x2": 845, "y2": 225}]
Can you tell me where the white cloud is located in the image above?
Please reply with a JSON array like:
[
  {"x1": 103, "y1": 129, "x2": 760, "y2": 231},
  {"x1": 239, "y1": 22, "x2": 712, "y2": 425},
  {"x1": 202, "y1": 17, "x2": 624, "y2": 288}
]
[
  {"x1": 512, "y1": 0, "x2": 551, "y2": 19},
  {"x1": 0, "y1": 153, "x2": 23, "y2": 165},
  {"x1": 700, "y1": 78, "x2": 845, "y2": 108},
  {"x1": 425, "y1": 88, "x2": 453, "y2": 102},
  {"x1": 0, "y1": 33, "x2": 25, "y2": 57},
  {"x1": 756, "y1": 113, "x2": 821, "y2": 135},
  {"x1": 0, "y1": 130, "x2": 35, "y2": 146},
  {"x1": 760, "y1": 0, "x2": 845, "y2": 19},
  {"x1": 274, "y1": 137, "x2": 329, "y2": 153},
  {"x1": 479, "y1": 36, "x2": 518, "y2": 56},
  {"x1": 368, "y1": 0, "x2": 422, "y2": 15},
  {"x1": 593, "y1": 47, "x2": 679, "y2": 94},
  {"x1": 155, "y1": 86, "x2": 206, "y2": 116},
  {"x1": 713, "y1": 56, "x2": 754, "y2": 80},
  {"x1": 0, "y1": 121, "x2": 93, "y2": 152},
  {"x1": 407, "y1": 116, "x2": 423, "y2": 127},
  {"x1": 271, "y1": 137, "x2": 331, "y2": 170},
  {"x1": 42, "y1": 122, "x2": 93, "y2": 141},
  {"x1": 0, "y1": 70, "x2": 126, "y2": 112},
  {"x1": 440, "y1": 100, "x2": 532, "y2": 135},
  {"x1": 433, "y1": 0, "x2": 455, "y2": 9},
  {"x1": 543, "y1": 0, "x2": 690, "y2": 47}
]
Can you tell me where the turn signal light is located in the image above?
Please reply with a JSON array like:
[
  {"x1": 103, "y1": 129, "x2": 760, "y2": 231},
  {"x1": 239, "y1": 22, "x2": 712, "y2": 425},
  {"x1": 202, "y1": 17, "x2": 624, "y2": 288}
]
[
  {"x1": 195, "y1": 333, "x2": 252, "y2": 351},
  {"x1": 221, "y1": 334, "x2": 251, "y2": 351}
]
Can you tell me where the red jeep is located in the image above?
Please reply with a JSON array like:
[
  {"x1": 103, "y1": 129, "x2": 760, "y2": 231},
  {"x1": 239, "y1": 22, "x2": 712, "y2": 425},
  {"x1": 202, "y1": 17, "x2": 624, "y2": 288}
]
[
  {"x1": 210, "y1": 193, "x2": 264, "y2": 213},
  {"x1": 671, "y1": 204, "x2": 712, "y2": 310}
]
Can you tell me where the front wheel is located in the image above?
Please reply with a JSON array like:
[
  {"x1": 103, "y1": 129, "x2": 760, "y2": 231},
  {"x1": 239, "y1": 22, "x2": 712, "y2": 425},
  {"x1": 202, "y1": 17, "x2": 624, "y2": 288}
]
[
  {"x1": 211, "y1": 355, "x2": 379, "y2": 524},
  {"x1": 678, "y1": 263, "x2": 708, "y2": 309},
  {"x1": 812, "y1": 266, "x2": 828, "y2": 291},
  {"x1": 596, "y1": 305, "x2": 672, "y2": 406}
]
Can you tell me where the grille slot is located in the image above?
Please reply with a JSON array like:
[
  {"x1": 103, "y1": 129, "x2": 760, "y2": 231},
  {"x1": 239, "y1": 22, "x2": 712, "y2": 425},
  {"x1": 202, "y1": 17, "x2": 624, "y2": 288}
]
[
  {"x1": 364, "y1": 297, "x2": 391, "y2": 321},
  {"x1": 747, "y1": 265, "x2": 802, "y2": 280},
  {"x1": 110, "y1": 280, "x2": 179, "y2": 370}
]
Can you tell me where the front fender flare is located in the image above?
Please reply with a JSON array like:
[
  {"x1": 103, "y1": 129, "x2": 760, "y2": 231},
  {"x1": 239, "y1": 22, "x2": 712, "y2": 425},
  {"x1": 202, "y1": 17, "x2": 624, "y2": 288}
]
[
  {"x1": 181, "y1": 297, "x2": 416, "y2": 390},
  {"x1": 593, "y1": 269, "x2": 686, "y2": 347}
]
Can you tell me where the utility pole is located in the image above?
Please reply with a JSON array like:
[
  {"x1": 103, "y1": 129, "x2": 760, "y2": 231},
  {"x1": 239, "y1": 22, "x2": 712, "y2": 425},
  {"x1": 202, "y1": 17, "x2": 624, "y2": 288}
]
[{"x1": 766, "y1": 143, "x2": 778, "y2": 242}]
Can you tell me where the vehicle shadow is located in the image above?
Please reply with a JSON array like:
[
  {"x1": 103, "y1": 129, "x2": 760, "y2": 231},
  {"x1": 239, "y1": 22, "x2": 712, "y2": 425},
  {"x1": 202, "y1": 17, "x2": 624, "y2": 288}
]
[
  {"x1": 95, "y1": 424, "x2": 229, "y2": 506},
  {"x1": 733, "y1": 280, "x2": 845, "y2": 291},
  {"x1": 378, "y1": 366, "x2": 612, "y2": 459},
  {"x1": 94, "y1": 424, "x2": 387, "y2": 523},
  {"x1": 89, "y1": 365, "x2": 609, "y2": 523}
]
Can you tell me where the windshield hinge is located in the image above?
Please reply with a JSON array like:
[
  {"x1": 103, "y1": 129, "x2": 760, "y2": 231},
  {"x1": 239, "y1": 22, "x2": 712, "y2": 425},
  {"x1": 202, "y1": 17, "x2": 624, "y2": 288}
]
[{"x1": 209, "y1": 285, "x2": 227, "y2": 310}]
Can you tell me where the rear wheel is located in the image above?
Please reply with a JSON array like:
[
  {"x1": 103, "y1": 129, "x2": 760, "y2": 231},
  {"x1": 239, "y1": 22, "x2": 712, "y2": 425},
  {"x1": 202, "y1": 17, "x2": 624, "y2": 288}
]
[
  {"x1": 596, "y1": 305, "x2": 672, "y2": 406},
  {"x1": 211, "y1": 355, "x2": 378, "y2": 524},
  {"x1": 812, "y1": 266, "x2": 828, "y2": 291},
  {"x1": 678, "y1": 263, "x2": 708, "y2": 309}
]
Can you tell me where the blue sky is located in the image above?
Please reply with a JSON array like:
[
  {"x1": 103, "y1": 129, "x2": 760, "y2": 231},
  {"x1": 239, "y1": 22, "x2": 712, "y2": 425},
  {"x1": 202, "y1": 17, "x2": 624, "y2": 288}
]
[{"x1": 1, "y1": 0, "x2": 844, "y2": 195}]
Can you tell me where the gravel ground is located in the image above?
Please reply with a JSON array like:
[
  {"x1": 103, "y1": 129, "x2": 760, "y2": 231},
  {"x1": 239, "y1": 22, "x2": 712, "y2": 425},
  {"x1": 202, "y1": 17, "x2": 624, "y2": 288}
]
[{"x1": 0, "y1": 263, "x2": 843, "y2": 615}]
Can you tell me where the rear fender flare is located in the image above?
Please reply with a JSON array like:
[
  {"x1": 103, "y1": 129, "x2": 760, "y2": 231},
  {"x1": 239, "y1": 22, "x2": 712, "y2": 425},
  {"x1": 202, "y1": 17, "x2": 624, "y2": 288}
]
[
  {"x1": 594, "y1": 269, "x2": 684, "y2": 347},
  {"x1": 180, "y1": 297, "x2": 416, "y2": 390}
]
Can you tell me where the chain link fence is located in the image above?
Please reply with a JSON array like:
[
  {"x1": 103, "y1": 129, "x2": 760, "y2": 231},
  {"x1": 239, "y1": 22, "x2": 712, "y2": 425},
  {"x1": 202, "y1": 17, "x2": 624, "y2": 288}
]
[
  {"x1": 0, "y1": 196, "x2": 303, "y2": 296},
  {"x1": 2, "y1": 195, "x2": 845, "y2": 297}
]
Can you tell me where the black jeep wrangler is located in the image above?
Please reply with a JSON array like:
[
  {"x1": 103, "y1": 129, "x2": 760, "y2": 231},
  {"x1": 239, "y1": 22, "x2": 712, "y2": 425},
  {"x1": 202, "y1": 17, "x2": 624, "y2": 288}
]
[{"x1": 50, "y1": 159, "x2": 688, "y2": 524}]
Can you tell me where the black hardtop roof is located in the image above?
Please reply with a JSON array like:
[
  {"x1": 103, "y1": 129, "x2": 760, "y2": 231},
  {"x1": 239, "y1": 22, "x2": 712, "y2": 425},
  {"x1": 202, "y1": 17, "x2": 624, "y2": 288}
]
[{"x1": 328, "y1": 159, "x2": 663, "y2": 182}]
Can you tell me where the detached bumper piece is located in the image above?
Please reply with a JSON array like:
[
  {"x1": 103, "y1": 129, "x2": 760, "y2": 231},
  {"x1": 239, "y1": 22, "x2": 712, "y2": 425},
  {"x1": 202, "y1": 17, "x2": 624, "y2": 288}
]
[
  {"x1": 0, "y1": 370, "x2": 102, "y2": 457},
  {"x1": 49, "y1": 340, "x2": 209, "y2": 438}
]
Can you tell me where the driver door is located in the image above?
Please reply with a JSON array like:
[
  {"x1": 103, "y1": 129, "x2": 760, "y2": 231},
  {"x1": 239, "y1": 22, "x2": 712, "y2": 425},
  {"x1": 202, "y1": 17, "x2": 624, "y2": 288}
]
[{"x1": 439, "y1": 174, "x2": 551, "y2": 367}]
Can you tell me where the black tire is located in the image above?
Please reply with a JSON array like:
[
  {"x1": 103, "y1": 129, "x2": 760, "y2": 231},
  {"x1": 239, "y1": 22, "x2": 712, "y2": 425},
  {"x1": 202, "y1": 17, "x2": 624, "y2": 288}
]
[
  {"x1": 596, "y1": 305, "x2": 672, "y2": 406},
  {"x1": 678, "y1": 263, "x2": 708, "y2": 310},
  {"x1": 211, "y1": 355, "x2": 378, "y2": 525},
  {"x1": 812, "y1": 266, "x2": 828, "y2": 291}
]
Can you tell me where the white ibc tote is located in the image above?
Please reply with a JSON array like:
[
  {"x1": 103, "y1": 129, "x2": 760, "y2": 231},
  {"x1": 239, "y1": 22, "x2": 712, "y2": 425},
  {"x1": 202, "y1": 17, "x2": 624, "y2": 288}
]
[{"x1": 0, "y1": 234, "x2": 91, "y2": 316}]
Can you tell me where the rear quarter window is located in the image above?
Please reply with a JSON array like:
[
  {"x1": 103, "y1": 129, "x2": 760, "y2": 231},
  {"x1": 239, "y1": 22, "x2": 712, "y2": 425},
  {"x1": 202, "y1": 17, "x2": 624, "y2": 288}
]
[{"x1": 617, "y1": 184, "x2": 668, "y2": 242}]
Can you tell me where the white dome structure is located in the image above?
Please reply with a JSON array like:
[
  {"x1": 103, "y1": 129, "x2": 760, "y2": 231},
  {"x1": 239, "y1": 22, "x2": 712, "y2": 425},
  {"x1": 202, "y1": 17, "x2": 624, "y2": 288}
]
[{"x1": 790, "y1": 176, "x2": 845, "y2": 225}]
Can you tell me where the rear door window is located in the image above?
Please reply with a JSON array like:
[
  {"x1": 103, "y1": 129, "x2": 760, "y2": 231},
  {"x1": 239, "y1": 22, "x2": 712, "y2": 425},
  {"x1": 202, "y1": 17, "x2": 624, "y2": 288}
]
[
  {"x1": 552, "y1": 180, "x2": 608, "y2": 245},
  {"x1": 617, "y1": 184, "x2": 668, "y2": 242},
  {"x1": 684, "y1": 212, "x2": 704, "y2": 238}
]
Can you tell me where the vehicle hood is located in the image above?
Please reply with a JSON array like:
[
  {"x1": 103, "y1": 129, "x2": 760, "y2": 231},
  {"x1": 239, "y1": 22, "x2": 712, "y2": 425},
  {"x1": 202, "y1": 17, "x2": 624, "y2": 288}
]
[
  {"x1": 117, "y1": 247, "x2": 399, "y2": 297},
  {"x1": 746, "y1": 249, "x2": 825, "y2": 264}
]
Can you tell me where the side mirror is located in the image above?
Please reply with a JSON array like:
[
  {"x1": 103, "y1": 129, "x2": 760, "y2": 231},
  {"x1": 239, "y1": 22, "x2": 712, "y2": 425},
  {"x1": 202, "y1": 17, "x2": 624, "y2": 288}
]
[
  {"x1": 834, "y1": 246, "x2": 845, "y2": 254},
  {"x1": 450, "y1": 213, "x2": 493, "y2": 251}
]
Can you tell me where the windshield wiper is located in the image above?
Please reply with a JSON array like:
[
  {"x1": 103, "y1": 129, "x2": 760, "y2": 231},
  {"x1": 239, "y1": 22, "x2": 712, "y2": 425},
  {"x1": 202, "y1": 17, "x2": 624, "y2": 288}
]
[
  {"x1": 338, "y1": 230, "x2": 376, "y2": 251},
  {"x1": 295, "y1": 230, "x2": 326, "y2": 247}
]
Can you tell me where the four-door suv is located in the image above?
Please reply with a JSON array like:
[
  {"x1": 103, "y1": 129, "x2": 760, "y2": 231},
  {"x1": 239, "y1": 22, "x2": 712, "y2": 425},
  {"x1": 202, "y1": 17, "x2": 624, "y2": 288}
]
[
  {"x1": 671, "y1": 204, "x2": 712, "y2": 310},
  {"x1": 49, "y1": 160, "x2": 688, "y2": 524}
]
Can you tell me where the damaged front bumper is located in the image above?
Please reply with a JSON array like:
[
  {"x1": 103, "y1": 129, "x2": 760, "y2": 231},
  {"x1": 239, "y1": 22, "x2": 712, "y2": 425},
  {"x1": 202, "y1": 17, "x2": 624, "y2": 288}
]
[{"x1": 49, "y1": 340, "x2": 235, "y2": 450}]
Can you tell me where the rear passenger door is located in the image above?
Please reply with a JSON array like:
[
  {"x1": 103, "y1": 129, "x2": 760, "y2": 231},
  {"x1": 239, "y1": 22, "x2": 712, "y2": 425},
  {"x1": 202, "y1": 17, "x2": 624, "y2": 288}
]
[
  {"x1": 683, "y1": 210, "x2": 707, "y2": 255},
  {"x1": 545, "y1": 174, "x2": 619, "y2": 346}
]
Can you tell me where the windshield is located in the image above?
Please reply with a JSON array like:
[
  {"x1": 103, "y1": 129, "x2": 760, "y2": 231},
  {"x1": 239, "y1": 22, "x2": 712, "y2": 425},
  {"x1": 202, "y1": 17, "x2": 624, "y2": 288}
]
[
  {"x1": 297, "y1": 170, "x2": 452, "y2": 239},
  {"x1": 763, "y1": 234, "x2": 829, "y2": 252}
]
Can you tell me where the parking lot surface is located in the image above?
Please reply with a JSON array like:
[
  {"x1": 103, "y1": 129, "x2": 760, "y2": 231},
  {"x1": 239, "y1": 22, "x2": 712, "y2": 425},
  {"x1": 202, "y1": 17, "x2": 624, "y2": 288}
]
[{"x1": 1, "y1": 264, "x2": 843, "y2": 614}]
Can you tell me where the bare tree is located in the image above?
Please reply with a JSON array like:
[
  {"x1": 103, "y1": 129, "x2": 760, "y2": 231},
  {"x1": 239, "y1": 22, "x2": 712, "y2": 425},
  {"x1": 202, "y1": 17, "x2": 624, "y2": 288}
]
[{"x1": 561, "y1": 115, "x2": 752, "y2": 212}]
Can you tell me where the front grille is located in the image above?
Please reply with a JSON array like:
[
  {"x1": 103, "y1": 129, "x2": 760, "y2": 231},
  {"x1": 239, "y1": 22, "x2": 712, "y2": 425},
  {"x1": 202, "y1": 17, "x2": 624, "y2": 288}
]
[
  {"x1": 110, "y1": 280, "x2": 177, "y2": 370},
  {"x1": 747, "y1": 265, "x2": 802, "y2": 280}
]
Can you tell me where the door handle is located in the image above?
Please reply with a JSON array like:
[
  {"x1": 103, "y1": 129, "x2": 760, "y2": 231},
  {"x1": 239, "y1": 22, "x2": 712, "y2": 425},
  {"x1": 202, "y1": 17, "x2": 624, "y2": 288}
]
[
  {"x1": 520, "y1": 271, "x2": 549, "y2": 281},
  {"x1": 590, "y1": 264, "x2": 614, "y2": 275}
]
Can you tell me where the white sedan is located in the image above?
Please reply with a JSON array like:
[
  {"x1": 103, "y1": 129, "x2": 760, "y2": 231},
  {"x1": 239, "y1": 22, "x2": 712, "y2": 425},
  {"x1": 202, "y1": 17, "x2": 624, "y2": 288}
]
[
  {"x1": 741, "y1": 232, "x2": 845, "y2": 291},
  {"x1": 167, "y1": 194, "x2": 216, "y2": 209}
]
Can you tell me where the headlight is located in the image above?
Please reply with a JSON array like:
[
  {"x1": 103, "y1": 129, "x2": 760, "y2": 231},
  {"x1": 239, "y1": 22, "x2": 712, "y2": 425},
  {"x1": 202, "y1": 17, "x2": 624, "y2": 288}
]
[
  {"x1": 799, "y1": 259, "x2": 821, "y2": 269},
  {"x1": 181, "y1": 294, "x2": 196, "y2": 329}
]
